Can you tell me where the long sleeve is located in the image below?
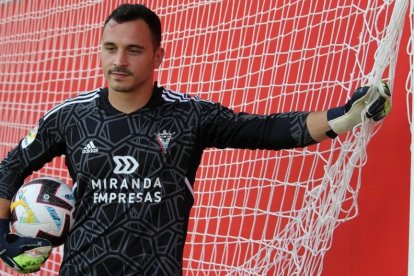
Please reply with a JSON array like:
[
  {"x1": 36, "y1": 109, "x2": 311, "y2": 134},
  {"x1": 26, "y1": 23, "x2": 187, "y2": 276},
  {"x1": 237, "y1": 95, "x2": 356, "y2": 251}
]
[
  {"x1": 0, "y1": 113, "x2": 66, "y2": 200},
  {"x1": 198, "y1": 102, "x2": 317, "y2": 150}
]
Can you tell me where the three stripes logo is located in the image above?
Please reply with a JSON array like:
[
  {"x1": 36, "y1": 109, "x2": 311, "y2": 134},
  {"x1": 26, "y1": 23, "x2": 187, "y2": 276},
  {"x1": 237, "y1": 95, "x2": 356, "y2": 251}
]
[
  {"x1": 113, "y1": 156, "x2": 139, "y2": 174},
  {"x1": 82, "y1": 141, "x2": 98, "y2": 154}
]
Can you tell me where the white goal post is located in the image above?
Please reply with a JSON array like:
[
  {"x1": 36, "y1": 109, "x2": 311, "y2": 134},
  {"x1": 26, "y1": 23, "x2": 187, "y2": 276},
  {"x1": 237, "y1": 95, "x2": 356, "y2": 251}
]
[{"x1": 0, "y1": 1, "x2": 411, "y2": 275}]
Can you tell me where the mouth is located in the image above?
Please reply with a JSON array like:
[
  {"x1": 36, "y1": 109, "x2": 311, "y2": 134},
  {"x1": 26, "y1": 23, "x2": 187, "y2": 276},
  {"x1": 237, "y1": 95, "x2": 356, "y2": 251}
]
[
  {"x1": 108, "y1": 68, "x2": 133, "y2": 79},
  {"x1": 111, "y1": 72, "x2": 129, "y2": 78}
]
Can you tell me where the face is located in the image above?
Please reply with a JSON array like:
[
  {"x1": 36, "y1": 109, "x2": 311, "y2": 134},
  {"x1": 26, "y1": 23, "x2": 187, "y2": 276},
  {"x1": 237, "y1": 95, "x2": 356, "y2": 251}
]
[{"x1": 101, "y1": 19, "x2": 164, "y2": 94}]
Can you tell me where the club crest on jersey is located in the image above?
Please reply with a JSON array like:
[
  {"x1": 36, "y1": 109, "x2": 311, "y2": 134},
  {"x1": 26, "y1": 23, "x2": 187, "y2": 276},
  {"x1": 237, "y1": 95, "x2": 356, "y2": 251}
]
[
  {"x1": 21, "y1": 125, "x2": 39, "y2": 149},
  {"x1": 155, "y1": 130, "x2": 175, "y2": 154}
]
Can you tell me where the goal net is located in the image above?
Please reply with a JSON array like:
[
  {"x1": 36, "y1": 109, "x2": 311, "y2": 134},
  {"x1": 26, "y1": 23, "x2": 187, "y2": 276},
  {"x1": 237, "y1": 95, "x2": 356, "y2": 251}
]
[{"x1": 0, "y1": 0, "x2": 408, "y2": 275}]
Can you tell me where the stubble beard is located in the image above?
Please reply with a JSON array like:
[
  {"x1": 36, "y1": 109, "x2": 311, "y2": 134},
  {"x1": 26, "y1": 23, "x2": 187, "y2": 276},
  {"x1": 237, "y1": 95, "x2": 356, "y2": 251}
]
[
  {"x1": 107, "y1": 71, "x2": 135, "y2": 93},
  {"x1": 110, "y1": 83, "x2": 134, "y2": 93}
]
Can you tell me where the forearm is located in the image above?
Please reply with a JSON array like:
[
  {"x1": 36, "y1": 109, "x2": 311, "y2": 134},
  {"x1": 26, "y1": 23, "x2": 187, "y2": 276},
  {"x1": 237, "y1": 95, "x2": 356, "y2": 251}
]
[
  {"x1": 306, "y1": 111, "x2": 330, "y2": 142},
  {"x1": 0, "y1": 198, "x2": 10, "y2": 220}
]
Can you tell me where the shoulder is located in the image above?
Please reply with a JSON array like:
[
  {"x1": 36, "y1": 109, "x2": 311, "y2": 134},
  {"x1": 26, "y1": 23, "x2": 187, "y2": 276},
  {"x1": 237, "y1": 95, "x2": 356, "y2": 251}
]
[
  {"x1": 159, "y1": 87, "x2": 217, "y2": 111},
  {"x1": 160, "y1": 88, "x2": 210, "y2": 103},
  {"x1": 42, "y1": 88, "x2": 102, "y2": 122}
]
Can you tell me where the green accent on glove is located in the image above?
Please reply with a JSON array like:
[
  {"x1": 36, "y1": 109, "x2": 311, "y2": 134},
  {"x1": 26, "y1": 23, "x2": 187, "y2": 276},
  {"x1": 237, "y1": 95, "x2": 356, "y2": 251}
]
[{"x1": 10, "y1": 246, "x2": 51, "y2": 274}]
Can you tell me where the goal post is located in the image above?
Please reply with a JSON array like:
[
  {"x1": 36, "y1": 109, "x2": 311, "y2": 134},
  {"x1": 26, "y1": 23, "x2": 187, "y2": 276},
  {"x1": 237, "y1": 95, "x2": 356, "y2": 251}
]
[
  {"x1": 409, "y1": 1, "x2": 414, "y2": 275},
  {"x1": 0, "y1": 1, "x2": 411, "y2": 275}
]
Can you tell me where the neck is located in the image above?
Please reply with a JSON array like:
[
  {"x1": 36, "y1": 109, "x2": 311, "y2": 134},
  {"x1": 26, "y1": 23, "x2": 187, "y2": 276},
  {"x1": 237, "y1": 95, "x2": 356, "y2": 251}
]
[{"x1": 108, "y1": 83, "x2": 153, "y2": 114}]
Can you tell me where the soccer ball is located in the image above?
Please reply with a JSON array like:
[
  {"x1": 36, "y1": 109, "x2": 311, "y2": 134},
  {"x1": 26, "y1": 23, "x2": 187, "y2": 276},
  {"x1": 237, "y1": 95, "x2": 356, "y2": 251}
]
[{"x1": 10, "y1": 177, "x2": 75, "y2": 247}]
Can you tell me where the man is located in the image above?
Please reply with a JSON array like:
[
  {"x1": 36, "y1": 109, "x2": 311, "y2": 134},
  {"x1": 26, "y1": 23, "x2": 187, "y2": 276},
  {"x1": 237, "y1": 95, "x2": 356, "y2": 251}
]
[{"x1": 0, "y1": 3, "x2": 390, "y2": 275}]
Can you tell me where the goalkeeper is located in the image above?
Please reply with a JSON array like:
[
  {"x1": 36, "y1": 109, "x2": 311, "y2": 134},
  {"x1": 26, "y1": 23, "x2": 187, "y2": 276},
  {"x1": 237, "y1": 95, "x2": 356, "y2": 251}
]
[{"x1": 0, "y1": 3, "x2": 391, "y2": 275}]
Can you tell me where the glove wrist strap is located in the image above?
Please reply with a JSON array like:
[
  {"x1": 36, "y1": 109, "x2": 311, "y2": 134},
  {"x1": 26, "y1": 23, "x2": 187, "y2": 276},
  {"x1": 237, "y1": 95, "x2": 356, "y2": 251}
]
[
  {"x1": 325, "y1": 129, "x2": 338, "y2": 139},
  {"x1": 326, "y1": 106, "x2": 345, "y2": 139}
]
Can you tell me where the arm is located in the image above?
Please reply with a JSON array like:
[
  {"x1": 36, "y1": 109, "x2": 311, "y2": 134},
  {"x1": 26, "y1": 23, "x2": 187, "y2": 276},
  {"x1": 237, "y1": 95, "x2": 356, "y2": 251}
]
[
  {"x1": 199, "y1": 101, "x2": 318, "y2": 150},
  {"x1": 0, "y1": 198, "x2": 10, "y2": 219},
  {"x1": 198, "y1": 82, "x2": 391, "y2": 150},
  {"x1": 0, "y1": 115, "x2": 65, "y2": 201},
  {"x1": 306, "y1": 111, "x2": 330, "y2": 142},
  {"x1": 0, "y1": 112, "x2": 65, "y2": 273}
]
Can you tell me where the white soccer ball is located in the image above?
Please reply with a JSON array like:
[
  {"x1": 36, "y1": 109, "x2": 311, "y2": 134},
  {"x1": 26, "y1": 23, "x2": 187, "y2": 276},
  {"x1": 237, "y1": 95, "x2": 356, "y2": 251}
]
[{"x1": 10, "y1": 177, "x2": 75, "y2": 247}]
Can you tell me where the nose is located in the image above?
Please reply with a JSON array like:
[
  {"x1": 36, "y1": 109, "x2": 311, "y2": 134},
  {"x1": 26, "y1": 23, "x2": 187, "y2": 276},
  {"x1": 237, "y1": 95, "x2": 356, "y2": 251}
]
[{"x1": 114, "y1": 50, "x2": 128, "y2": 67}]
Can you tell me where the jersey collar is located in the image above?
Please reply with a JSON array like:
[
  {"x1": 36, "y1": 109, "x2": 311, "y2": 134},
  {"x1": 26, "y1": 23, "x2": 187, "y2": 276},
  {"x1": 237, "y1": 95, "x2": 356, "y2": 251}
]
[{"x1": 99, "y1": 82, "x2": 164, "y2": 115}]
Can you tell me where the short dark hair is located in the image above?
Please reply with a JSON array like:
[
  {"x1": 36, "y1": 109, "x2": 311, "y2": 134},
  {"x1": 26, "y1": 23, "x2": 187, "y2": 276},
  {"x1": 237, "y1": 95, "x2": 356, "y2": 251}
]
[{"x1": 103, "y1": 4, "x2": 162, "y2": 48}]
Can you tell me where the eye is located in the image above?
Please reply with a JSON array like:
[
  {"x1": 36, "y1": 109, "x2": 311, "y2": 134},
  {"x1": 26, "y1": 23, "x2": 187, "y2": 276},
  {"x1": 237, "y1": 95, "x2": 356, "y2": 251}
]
[
  {"x1": 103, "y1": 45, "x2": 116, "y2": 53},
  {"x1": 128, "y1": 47, "x2": 143, "y2": 55}
]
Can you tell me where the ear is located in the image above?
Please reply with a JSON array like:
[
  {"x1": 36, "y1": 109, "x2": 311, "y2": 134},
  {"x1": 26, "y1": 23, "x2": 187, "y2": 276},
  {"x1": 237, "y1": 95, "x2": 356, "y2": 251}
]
[{"x1": 154, "y1": 47, "x2": 165, "y2": 68}]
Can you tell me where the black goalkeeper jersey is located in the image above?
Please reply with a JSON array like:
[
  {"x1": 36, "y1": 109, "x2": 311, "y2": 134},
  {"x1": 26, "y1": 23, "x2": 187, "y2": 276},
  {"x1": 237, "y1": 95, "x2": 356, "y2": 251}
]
[{"x1": 0, "y1": 84, "x2": 315, "y2": 275}]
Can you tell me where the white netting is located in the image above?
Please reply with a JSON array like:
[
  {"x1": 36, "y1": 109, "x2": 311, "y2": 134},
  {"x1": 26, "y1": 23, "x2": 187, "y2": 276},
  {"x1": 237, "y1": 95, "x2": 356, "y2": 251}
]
[{"x1": 0, "y1": 1, "x2": 409, "y2": 275}]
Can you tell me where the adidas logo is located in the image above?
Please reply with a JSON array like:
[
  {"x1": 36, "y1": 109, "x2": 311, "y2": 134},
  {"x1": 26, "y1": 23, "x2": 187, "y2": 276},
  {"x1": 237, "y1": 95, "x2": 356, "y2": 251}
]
[{"x1": 82, "y1": 141, "x2": 98, "y2": 154}]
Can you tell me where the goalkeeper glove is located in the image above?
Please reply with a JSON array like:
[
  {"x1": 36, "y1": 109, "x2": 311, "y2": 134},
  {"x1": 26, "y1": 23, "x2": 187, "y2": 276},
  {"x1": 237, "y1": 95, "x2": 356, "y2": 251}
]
[
  {"x1": 326, "y1": 81, "x2": 391, "y2": 138},
  {"x1": 0, "y1": 219, "x2": 52, "y2": 274}
]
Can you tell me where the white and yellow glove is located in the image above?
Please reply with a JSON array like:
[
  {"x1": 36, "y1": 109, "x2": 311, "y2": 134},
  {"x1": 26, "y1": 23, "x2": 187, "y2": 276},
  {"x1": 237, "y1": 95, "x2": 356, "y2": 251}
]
[{"x1": 326, "y1": 81, "x2": 391, "y2": 138}]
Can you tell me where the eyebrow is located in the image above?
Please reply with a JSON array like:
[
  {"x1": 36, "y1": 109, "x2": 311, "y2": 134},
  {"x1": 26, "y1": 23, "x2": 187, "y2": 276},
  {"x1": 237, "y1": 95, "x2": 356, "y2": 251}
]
[{"x1": 102, "y1": 41, "x2": 146, "y2": 49}]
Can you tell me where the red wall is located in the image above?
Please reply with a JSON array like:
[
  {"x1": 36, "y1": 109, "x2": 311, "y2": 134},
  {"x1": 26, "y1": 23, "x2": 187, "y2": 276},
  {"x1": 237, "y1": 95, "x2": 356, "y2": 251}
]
[{"x1": 323, "y1": 17, "x2": 411, "y2": 276}]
